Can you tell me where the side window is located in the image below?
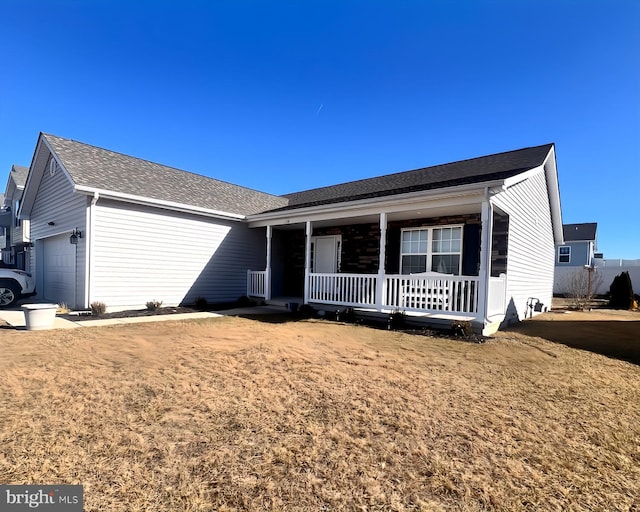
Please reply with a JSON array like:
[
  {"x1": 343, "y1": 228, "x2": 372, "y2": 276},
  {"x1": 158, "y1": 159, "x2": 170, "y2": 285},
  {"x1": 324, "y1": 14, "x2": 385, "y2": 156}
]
[{"x1": 558, "y1": 246, "x2": 571, "y2": 263}]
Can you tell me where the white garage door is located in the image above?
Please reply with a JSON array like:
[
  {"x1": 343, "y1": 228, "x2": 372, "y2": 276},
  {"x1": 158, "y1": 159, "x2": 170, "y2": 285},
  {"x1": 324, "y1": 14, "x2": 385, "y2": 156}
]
[{"x1": 43, "y1": 234, "x2": 76, "y2": 306}]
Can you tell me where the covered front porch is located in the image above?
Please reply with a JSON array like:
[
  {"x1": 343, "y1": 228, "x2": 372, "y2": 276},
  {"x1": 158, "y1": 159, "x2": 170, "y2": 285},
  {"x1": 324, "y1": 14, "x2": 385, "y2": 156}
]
[
  {"x1": 249, "y1": 270, "x2": 507, "y2": 331},
  {"x1": 246, "y1": 190, "x2": 510, "y2": 335}
]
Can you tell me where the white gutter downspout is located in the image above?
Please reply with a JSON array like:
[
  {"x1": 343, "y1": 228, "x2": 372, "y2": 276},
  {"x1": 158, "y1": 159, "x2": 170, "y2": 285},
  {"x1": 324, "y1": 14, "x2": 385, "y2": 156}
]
[
  {"x1": 476, "y1": 187, "x2": 493, "y2": 331},
  {"x1": 84, "y1": 192, "x2": 99, "y2": 308}
]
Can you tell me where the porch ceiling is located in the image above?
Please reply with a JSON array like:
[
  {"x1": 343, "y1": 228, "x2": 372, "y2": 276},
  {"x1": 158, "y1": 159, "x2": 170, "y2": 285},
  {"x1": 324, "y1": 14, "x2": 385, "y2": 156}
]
[{"x1": 266, "y1": 202, "x2": 482, "y2": 230}]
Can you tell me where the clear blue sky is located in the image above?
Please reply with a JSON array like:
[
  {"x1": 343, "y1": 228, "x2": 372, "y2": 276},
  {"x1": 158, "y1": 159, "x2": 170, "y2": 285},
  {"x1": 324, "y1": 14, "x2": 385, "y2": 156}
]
[{"x1": 1, "y1": 1, "x2": 638, "y2": 258}]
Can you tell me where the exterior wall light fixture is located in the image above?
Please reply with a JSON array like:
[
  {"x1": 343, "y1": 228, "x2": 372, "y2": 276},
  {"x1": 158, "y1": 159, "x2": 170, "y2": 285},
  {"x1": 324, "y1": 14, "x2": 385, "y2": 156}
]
[{"x1": 70, "y1": 228, "x2": 82, "y2": 245}]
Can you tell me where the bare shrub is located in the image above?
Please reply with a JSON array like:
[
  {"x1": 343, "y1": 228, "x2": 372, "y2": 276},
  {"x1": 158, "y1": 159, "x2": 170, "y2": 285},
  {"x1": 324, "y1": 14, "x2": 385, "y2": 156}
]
[
  {"x1": 145, "y1": 300, "x2": 163, "y2": 312},
  {"x1": 194, "y1": 296, "x2": 208, "y2": 310},
  {"x1": 90, "y1": 301, "x2": 107, "y2": 315},
  {"x1": 565, "y1": 267, "x2": 603, "y2": 310}
]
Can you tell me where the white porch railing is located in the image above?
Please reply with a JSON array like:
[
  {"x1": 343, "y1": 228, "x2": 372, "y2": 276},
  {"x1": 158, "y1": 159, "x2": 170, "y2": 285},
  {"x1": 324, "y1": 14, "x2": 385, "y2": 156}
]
[
  {"x1": 309, "y1": 272, "x2": 377, "y2": 307},
  {"x1": 250, "y1": 270, "x2": 505, "y2": 319},
  {"x1": 385, "y1": 275, "x2": 480, "y2": 314},
  {"x1": 247, "y1": 270, "x2": 267, "y2": 298},
  {"x1": 487, "y1": 274, "x2": 507, "y2": 317},
  {"x1": 308, "y1": 272, "x2": 481, "y2": 316}
]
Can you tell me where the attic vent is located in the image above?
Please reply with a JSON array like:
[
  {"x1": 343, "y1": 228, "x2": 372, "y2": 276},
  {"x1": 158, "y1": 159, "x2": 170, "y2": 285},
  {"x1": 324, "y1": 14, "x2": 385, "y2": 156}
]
[{"x1": 49, "y1": 159, "x2": 57, "y2": 176}]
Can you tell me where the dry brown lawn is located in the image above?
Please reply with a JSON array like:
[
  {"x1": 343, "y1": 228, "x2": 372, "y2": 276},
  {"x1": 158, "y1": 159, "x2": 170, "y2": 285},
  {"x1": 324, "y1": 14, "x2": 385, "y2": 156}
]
[{"x1": 0, "y1": 312, "x2": 639, "y2": 511}]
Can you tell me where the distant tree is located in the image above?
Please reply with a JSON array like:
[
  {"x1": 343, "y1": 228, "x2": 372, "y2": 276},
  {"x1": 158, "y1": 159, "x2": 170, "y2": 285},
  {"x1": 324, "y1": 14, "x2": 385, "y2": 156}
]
[{"x1": 609, "y1": 271, "x2": 634, "y2": 310}]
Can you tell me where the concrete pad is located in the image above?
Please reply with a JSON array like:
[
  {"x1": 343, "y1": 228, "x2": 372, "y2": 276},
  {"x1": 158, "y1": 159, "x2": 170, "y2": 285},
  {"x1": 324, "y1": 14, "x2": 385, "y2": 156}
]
[
  {"x1": 0, "y1": 306, "x2": 281, "y2": 331},
  {"x1": 0, "y1": 308, "x2": 80, "y2": 330}
]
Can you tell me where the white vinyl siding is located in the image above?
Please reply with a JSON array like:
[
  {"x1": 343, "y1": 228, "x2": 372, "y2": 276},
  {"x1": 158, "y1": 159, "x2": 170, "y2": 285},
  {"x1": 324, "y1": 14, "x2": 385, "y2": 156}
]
[
  {"x1": 29, "y1": 157, "x2": 87, "y2": 308},
  {"x1": 91, "y1": 199, "x2": 266, "y2": 310},
  {"x1": 491, "y1": 168, "x2": 555, "y2": 322}
]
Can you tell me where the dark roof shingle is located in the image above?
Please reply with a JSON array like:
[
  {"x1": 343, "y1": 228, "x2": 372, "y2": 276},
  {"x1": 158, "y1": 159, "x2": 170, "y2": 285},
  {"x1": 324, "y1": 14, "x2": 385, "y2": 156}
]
[
  {"x1": 10, "y1": 165, "x2": 29, "y2": 188},
  {"x1": 563, "y1": 223, "x2": 597, "y2": 242},
  {"x1": 43, "y1": 134, "x2": 288, "y2": 217},
  {"x1": 276, "y1": 143, "x2": 554, "y2": 211}
]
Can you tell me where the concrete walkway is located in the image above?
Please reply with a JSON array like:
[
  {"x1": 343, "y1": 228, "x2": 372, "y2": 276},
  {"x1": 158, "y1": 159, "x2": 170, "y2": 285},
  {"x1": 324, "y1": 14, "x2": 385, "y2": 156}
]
[{"x1": 0, "y1": 304, "x2": 287, "y2": 331}]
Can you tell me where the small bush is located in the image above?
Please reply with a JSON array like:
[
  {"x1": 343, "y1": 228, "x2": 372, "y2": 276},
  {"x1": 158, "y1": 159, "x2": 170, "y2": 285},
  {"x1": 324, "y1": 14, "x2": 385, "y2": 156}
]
[
  {"x1": 237, "y1": 295, "x2": 253, "y2": 307},
  {"x1": 90, "y1": 301, "x2": 106, "y2": 316},
  {"x1": 146, "y1": 300, "x2": 163, "y2": 312},
  {"x1": 335, "y1": 307, "x2": 356, "y2": 323},
  {"x1": 298, "y1": 304, "x2": 315, "y2": 318},
  {"x1": 452, "y1": 320, "x2": 474, "y2": 337},
  {"x1": 609, "y1": 272, "x2": 634, "y2": 310},
  {"x1": 194, "y1": 296, "x2": 208, "y2": 310},
  {"x1": 388, "y1": 310, "x2": 406, "y2": 330}
]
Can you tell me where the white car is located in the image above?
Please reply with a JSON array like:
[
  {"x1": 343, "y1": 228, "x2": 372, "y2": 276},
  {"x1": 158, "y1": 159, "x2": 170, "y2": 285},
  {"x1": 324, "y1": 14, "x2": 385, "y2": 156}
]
[{"x1": 0, "y1": 268, "x2": 37, "y2": 307}]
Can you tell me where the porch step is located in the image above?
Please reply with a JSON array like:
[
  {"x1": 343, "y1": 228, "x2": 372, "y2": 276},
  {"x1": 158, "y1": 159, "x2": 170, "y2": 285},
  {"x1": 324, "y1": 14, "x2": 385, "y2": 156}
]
[{"x1": 265, "y1": 298, "x2": 303, "y2": 310}]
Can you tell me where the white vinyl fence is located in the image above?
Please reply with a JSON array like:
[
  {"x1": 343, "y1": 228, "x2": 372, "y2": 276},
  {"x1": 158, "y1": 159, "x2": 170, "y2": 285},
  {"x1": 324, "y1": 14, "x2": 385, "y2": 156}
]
[{"x1": 554, "y1": 265, "x2": 640, "y2": 296}]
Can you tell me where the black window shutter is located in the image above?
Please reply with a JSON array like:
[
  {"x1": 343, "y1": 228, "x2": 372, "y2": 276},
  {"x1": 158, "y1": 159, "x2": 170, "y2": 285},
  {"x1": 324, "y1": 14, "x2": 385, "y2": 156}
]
[{"x1": 462, "y1": 223, "x2": 480, "y2": 276}]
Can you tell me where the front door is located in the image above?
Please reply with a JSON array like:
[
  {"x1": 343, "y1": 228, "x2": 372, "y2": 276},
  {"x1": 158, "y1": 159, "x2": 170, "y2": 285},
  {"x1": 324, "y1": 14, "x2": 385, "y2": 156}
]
[{"x1": 313, "y1": 235, "x2": 341, "y2": 273}]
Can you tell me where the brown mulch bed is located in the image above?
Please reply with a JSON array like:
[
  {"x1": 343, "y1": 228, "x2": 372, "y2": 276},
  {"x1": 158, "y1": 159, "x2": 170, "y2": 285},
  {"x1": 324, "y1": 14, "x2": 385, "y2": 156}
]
[{"x1": 59, "y1": 306, "x2": 200, "y2": 321}]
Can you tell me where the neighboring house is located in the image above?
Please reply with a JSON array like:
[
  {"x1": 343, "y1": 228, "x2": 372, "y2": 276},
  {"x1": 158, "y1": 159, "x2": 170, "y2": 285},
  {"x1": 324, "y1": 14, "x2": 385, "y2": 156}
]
[
  {"x1": 556, "y1": 222, "x2": 597, "y2": 267},
  {"x1": 0, "y1": 165, "x2": 30, "y2": 269},
  {"x1": 18, "y1": 133, "x2": 563, "y2": 334},
  {"x1": 553, "y1": 222, "x2": 598, "y2": 295},
  {"x1": 554, "y1": 223, "x2": 640, "y2": 296}
]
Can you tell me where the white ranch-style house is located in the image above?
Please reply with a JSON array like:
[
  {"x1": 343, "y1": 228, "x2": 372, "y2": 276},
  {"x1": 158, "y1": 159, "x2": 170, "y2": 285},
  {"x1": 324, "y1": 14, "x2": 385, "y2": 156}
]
[{"x1": 12, "y1": 133, "x2": 563, "y2": 334}]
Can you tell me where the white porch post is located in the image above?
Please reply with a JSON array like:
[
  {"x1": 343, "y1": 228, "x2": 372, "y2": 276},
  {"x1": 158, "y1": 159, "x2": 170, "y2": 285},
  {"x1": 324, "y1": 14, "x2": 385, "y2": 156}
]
[
  {"x1": 477, "y1": 197, "x2": 493, "y2": 324},
  {"x1": 303, "y1": 221, "x2": 312, "y2": 304},
  {"x1": 265, "y1": 225, "x2": 272, "y2": 301},
  {"x1": 375, "y1": 212, "x2": 387, "y2": 311}
]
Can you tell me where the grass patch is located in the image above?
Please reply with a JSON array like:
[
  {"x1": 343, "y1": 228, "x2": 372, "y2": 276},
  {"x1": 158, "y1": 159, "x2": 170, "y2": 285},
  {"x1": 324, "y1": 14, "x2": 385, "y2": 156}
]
[{"x1": 0, "y1": 316, "x2": 638, "y2": 511}]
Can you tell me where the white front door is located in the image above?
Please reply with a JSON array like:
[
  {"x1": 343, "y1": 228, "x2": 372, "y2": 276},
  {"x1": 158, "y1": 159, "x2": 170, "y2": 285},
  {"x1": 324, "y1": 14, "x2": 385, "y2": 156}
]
[{"x1": 313, "y1": 235, "x2": 341, "y2": 273}]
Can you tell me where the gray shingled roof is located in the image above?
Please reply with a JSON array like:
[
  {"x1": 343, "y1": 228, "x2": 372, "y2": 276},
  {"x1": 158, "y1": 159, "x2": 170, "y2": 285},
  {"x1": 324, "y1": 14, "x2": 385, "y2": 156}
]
[
  {"x1": 43, "y1": 134, "x2": 288, "y2": 217},
  {"x1": 275, "y1": 143, "x2": 554, "y2": 211},
  {"x1": 10, "y1": 165, "x2": 29, "y2": 188},
  {"x1": 563, "y1": 223, "x2": 597, "y2": 242}
]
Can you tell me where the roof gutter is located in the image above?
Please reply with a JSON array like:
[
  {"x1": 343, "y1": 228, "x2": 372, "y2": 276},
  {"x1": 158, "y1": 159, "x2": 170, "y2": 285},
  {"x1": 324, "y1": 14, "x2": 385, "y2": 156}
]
[{"x1": 74, "y1": 185, "x2": 246, "y2": 221}]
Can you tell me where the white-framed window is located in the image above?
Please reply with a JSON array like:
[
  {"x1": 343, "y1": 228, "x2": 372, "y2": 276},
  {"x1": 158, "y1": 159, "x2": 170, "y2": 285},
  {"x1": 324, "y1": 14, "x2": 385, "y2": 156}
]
[
  {"x1": 400, "y1": 225, "x2": 463, "y2": 275},
  {"x1": 14, "y1": 199, "x2": 20, "y2": 228},
  {"x1": 558, "y1": 246, "x2": 571, "y2": 263}
]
